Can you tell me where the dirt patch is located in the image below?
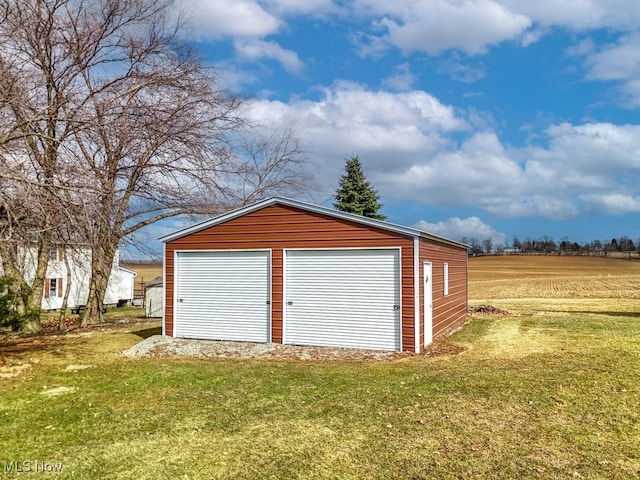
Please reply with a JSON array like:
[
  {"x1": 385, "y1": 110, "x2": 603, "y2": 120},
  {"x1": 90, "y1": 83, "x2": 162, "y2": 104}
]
[
  {"x1": 0, "y1": 363, "x2": 32, "y2": 379},
  {"x1": 469, "y1": 304, "x2": 510, "y2": 315},
  {"x1": 121, "y1": 335, "x2": 465, "y2": 361},
  {"x1": 0, "y1": 319, "x2": 160, "y2": 371},
  {"x1": 38, "y1": 315, "x2": 150, "y2": 334},
  {"x1": 0, "y1": 334, "x2": 68, "y2": 363},
  {"x1": 423, "y1": 339, "x2": 467, "y2": 356},
  {"x1": 0, "y1": 318, "x2": 158, "y2": 345}
]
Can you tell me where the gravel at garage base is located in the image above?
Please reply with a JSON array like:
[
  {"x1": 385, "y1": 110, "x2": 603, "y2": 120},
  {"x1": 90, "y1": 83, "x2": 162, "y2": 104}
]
[{"x1": 120, "y1": 335, "x2": 404, "y2": 361}]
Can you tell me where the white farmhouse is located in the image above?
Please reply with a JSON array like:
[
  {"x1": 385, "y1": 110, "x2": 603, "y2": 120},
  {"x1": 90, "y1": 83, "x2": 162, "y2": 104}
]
[{"x1": 3, "y1": 246, "x2": 136, "y2": 311}]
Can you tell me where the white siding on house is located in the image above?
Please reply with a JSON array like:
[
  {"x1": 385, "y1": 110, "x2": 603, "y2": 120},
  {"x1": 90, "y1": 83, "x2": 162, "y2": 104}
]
[
  {"x1": 42, "y1": 248, "x2": 91, "y2": 310},
  {"x1": 104, "y1": 267, "x2": 136, "y2": 305},
  {"x1": 2, "y1": 246, "x2": 134, "y2": 310}
]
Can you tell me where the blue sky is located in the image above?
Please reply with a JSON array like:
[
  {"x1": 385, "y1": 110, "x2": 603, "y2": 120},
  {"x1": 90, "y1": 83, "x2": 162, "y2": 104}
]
[{"x1": 148, "y1": 0, "x2": 640, "y2": 252}]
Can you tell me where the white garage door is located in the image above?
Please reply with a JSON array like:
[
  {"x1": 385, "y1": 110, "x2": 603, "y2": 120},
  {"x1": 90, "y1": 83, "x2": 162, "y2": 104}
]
[
  {"x1": 174, "y1": 251, "x2": 270, "y2": 342},
  {"x1": 284, "y1": 249, "x2": 401, "y2": 351}
]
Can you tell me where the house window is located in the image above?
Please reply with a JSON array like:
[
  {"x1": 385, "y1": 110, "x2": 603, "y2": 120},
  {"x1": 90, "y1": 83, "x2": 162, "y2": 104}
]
[
  {"x1": 45, "y1": 278, "x2": 62, "y2": 298},
  {"x1": 443, "y1": 263, "x2": 449, "y2": 296},
  {"x1": 50, "y1": 248, "x2": 64, "y2": 262},
  {"x1": 47, "y1": 278, "x2": 58, "y2": 298}
]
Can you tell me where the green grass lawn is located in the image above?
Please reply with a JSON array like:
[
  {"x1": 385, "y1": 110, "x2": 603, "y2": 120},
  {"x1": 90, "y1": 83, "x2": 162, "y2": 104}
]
[{"x1": 1, "y1": 311, "x2": 639, "y2": 479}]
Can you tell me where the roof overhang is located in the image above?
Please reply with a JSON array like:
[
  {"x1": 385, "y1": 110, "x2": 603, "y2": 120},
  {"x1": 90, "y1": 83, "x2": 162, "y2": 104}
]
[
  {"x1": 116, "y1": 266, "x2": 138, "y2": 277},
  {"x1": 159, "y1": 196, "x2": 468, "y2": 250}
]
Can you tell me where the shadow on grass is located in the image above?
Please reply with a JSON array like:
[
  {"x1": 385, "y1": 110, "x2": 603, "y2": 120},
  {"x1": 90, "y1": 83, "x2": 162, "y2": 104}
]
[
  {"x1": 133, "y1": 327, "x2": 162, "y2": 339},
  {"x1": 0, "y1": 335, "x2": 70, "y2": 362}
]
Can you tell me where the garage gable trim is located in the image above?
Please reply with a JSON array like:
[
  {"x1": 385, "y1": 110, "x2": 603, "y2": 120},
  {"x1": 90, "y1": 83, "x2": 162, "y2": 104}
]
[{"x1": 159, "y1": 197, "x2": 467, "y2": 250}]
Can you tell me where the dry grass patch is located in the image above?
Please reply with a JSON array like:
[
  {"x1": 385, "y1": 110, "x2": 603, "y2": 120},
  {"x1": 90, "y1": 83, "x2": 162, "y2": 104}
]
[{"x1": 471, "y1": 318, "x2": 559, "y2": 358}]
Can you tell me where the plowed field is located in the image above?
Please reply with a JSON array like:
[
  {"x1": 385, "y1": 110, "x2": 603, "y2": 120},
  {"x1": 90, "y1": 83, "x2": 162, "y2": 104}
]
[
  {"x1": 122, "y1": 263, "x2": 162, "y2": 284},
  {"x1": 469, "y1": 255, "x2": 640, "y2": 314},
  {"x1": 470, "y1": 255, "x2": 640, "y2": 298}
]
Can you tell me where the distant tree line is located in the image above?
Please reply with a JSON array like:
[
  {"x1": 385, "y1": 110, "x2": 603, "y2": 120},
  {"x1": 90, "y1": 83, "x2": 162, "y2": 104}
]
[{"x1": 462, "y1": 236, "x2": 640, "y2": 259}]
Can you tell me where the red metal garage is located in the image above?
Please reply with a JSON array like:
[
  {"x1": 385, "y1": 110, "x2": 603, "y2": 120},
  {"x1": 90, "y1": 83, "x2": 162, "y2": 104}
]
[{"x1": 161, "y1": 197, "x2": 468, "y2": 352}]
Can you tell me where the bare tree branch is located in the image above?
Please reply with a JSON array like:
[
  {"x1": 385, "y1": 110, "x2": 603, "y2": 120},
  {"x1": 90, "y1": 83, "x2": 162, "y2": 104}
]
[{"x1": 0, "y1": 0, "x2": 310, "y2": 326}]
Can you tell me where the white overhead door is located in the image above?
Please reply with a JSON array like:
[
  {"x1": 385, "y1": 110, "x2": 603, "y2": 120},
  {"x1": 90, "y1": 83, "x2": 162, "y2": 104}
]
[
  {"x1": 284, "y1": 249, "x2": 401, "y2": 351},
  {"x1": 174, "y1": 251, "x2": 270, "y2": 342}
]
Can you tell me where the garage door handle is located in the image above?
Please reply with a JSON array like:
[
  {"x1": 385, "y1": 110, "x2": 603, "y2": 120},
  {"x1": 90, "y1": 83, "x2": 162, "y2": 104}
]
[
  {"x1": 287, "y1": 301, "x2": 293, "y2": 305},
  {"x1": 266, "y1": 301, "x2": 271, "y2": 305},
  {"x1": 393, "y1": 305, "x2": 400, "y2": 310},
  {"x1": 178, "y1": 299, "x2": 184, "y2": 303}
]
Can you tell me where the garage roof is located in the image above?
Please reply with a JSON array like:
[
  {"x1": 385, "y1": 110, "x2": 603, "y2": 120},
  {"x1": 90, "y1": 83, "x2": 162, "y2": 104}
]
[{"x1": 160, "y1": 196, "x2": 468, "y2": 249}]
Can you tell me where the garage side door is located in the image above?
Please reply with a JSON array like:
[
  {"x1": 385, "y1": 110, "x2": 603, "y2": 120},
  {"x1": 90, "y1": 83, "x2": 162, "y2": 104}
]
[
  {"x1": 284, "y1": 249, "x2": 401, "y2": 351},
  {"x1": 174, "y1": 251, "x2": 270, "y2": 342}
]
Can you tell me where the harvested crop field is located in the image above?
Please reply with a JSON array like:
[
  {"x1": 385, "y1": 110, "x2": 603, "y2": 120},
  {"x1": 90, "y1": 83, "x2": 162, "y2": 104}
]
[
  {"x1": 122, "y1": 262, "x2": 162, "y2": 285},
  {"x1": 469, "y1": 255, "x2": 640, "y2": 301}
]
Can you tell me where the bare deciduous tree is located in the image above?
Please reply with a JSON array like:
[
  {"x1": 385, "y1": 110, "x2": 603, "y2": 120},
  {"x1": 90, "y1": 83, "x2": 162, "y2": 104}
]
[
  {"x1": 482, "y1": 238, "x2": 493, "y2": 255},
  {"x1": 0, "y1": 168, "x2": 58, "y2": 332},
  {"x1": 0, "y1": 0, "x2": 309, "y2": 327},
  {"x1": 224, "y1": 124, "x2": 310, "y2": 208}
]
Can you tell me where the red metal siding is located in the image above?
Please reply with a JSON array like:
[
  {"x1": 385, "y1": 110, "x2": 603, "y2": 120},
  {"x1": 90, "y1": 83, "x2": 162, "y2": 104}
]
[
  {"x1": 272, "y1": 248, "x2": 283, "y2": 343},
  {"x1": 419, "y1": 239, "x2": 468, "y2": 343},
  {"x1": 165, "y1": 204, "x2": 416, "y2": 351},
  {"x1": 400, "y1": 253, "x2": 415, "y2": 349}
]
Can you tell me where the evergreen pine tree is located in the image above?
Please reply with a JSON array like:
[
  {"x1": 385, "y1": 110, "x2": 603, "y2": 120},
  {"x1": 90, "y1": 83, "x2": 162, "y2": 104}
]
[{"x1": 334, "y1": 156, "x2": 386, "y2": 220}]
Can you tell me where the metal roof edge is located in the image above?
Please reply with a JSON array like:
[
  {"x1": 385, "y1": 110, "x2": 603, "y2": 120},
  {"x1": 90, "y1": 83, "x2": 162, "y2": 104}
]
[
  {"x1": 158, "y1": 198, "x2": 281, "y2": 242},
  {"x1": 116, "y1": 266, "x2": 138, "y2": 276},
  {"x1": 419, "y1": 232, "x2": 469, "y2": 250},
  {"x1": 274, "y1": 196, "x2": 422, "y2": 238},
  {"x1": 145, "y1": 276, "x2": 163, "y2": 287},
  {"x1": 159, "y1": 196, "x2": 467, "y2": 249}
]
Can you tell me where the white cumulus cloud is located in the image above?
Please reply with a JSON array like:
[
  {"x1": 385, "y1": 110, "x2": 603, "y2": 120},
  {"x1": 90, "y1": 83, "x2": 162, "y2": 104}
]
[
  {"x1": 244, "y1": 83, "x2": 640, "y2": 220},
  {"x1": 539, "y1": 122, "x2": 640, "y2": 173},
  {"x1": 382, "y1": 63, "x2": 418, "y2": 91},
  {"x1": 353, "y1": 1, "x2": 640, "y2": 57},
  {"x1": 263, "y1": 0, "x2": 340, "y2": 15},
  {"x1": 178, "y1": 0, "x2": 281, "y2": 38},
  {"x1": 580, "y1": 33, "x2": 640, "y2": 106},
  {"x1": 234, "y1": 39, "x2": 304, "y2": 74},
  {"x1": 501, "y1": 0, "x2": 640, "y2": 31},
  {"x1": 415, "y1": 216, "x2": 507, "y2": 246},
  {"x1": 580, "y1": 193, "x2": 640, "y2": 215},
  {"x1": 245, "y1": 82, "x2": 468, "y2": 185},
  {"x1": 361, "y1": 0, "x2": 531, "y2": 55},
  {"x1": 380, "y1": 132, "x2": 527, "y2": 210}
]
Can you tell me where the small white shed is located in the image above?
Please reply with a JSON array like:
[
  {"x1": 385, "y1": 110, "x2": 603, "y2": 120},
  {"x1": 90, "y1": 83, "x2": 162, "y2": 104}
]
[{"x1": 145, "y1": 276, "x2": 163, "y2": 318}]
